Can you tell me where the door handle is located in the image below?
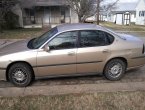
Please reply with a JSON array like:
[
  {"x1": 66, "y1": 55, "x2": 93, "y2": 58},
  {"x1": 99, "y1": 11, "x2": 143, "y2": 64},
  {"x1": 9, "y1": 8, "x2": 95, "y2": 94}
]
[
  {"x1": 68, "y1": 51, "x2": 75, "y2": 56},
  {"x1": 102, "y1": 49, "x2": 110, "y2": 53}
]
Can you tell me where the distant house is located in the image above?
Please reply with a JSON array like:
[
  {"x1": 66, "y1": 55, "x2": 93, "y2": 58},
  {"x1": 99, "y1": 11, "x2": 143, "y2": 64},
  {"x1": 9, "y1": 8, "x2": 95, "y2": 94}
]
[
  {"x1": 136, "y1": 0, "x2": 145, "y2": 25},
  {"x1": 13, "y1": 0, "x2": 78, "y2": 28},
  {"x1": 107, "y1": 2, "x2": 137, "y2": 25}
]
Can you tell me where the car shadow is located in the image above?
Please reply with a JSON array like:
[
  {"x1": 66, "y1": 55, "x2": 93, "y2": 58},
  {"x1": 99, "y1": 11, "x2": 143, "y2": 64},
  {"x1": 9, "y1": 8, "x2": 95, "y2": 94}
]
[
  {"x1": 32, "y1": 74, "x2": 106, "y2": 86},
  {"x1": 0, "y1": 68, "x2": 142, "y2": 88},
  {"x1": 126, "y1": 68, "x2": 140, "y2": 74}
]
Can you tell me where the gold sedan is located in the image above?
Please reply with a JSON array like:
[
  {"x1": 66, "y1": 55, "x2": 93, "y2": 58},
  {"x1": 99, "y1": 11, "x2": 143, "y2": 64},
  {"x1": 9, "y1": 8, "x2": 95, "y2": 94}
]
[{"x1": 0, "y1": 23, "x2": 145, "y2": 87}]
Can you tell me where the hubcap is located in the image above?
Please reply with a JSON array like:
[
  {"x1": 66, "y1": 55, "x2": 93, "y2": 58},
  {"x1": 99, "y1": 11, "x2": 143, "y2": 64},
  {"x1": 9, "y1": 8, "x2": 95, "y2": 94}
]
[
  {"x1": 12, "y1": 68, "x2": 27, "y2": 83},
  {"x1": 109, "y1": 63, "x2": 123, "y2": 78},
  {"x1": 111, "y1": 65, "x2": 120, "y2": 75},
  {"x1": 14, "y1": 71, "x2": 25, "y2": 81}
]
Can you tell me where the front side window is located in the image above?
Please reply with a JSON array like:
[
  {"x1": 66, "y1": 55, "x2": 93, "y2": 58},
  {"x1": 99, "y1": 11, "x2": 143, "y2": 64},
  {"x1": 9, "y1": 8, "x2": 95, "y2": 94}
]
[
  {"x1": 79, "y1": 30, "x2": 114, "y2": 47},
  {"x1": 48, "y1": 31, "x2": 77, "y2": 50},
  {"x1": 28, "y1": 27, "x2": 58, "y2": 49}
]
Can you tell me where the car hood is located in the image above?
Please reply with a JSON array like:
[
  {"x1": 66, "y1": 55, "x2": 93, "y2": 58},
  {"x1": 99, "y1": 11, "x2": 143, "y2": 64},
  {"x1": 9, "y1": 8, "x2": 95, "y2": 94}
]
[
  {"x1": 0, "y1": 39, "x2": 30, "y2": 55},
  {"x1": 117, "y1": 33, "x2": 142, "y2": 42}
]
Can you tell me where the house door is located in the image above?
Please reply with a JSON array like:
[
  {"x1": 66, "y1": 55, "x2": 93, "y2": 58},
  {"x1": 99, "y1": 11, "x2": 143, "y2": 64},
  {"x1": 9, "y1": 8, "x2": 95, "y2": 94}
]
[
  {"x1": 43, "y1": 7, "x2": 51, "y2": 24},
  {"x1": 116, "y1": 14, "x2": 123, "y2": 25},
  {"x1": 124, "y1": 13, "x2": 130, "y2": 25}
]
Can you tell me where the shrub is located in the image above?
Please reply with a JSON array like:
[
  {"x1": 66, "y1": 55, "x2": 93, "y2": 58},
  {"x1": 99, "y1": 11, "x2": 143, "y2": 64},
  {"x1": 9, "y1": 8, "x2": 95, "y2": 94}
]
[{"x1": 4, "y1": 11, "x2": 19, "y2": 29}]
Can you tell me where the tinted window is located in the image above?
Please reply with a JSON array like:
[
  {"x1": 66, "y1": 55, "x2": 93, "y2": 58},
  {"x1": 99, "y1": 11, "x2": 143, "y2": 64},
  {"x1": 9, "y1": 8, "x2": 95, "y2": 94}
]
[
  {"x1": 79, "y1": 30, "x2": 114, "y2": 47},
  {"x1": 104, "y1": 32, "x2": 114, "y2": 44},
  {"x1": 80, "y1": 30, "x2": 106, "y2": 47},
  {"x1": 48, "y1": 31, "x2": 77, "y2": 50},
  {"x1": 28, "y1": 27, "x2": 58, "y2": 49}
]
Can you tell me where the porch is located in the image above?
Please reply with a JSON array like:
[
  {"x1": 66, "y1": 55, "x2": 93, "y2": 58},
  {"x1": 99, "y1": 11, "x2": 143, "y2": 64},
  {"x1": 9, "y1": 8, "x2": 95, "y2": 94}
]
[{"x1": 22, "y1": 6, "x2": 71, "y2": 28}]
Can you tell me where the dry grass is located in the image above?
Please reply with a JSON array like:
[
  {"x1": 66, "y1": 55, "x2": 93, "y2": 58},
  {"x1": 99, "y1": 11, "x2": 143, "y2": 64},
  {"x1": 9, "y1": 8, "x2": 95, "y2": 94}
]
[
  {"x1": 100, "y1": 22, "x2": 145, "y2": 37},
  {"x1": 0, "y1": 28, "x2": 46, "y2": 39},
  {"x1": 0, "y1": 91, "x2": 145, "y2": 110},
  {"x1": 100, "y1": 22, "x2": 145, "y2": 31},
  {"x1": 0, "y1": 22, "x2": 145, "y2": 39}
]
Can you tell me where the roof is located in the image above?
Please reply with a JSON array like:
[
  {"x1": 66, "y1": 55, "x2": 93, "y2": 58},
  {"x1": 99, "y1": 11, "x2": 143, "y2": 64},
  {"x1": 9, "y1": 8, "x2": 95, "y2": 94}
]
[
  {"x1": 136, "y1": 0, "x2": 145, "y2": 9},
  {"x1": 112, "y1": 2, "x2": 137, "y2": 12},
  {"x1": 35, "y1": 0, "x2": 66, "y2": 6},
  {"x1": 20, "y1": 0, "x2": 66, "y2": 8},
  {"x1": 56, "y1": 23, "x2": 104, "y2": 32}
]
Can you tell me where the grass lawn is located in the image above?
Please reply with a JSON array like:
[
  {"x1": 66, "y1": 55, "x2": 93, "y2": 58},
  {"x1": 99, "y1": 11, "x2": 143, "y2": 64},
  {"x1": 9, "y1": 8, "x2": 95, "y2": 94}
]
[
  {"x1": 100, "y1": 22, "x2": 145, "y2": 37},
  {"x1": 0, "y1": 28, "x2": 46, "y2": 39},
  {"x1": 0, "y1": 91, "x2": 145, "y2": 110},
  {"x1": 100, "y1": 22, "x2": 145, "y2": 31},
  {"x1": 0, "y1": 22, "x2": 145, "y2": 39}
]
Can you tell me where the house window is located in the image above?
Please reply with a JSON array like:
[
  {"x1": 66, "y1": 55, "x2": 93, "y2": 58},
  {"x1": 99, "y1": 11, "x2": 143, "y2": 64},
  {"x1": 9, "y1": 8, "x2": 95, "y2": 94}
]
[
  {"x1": 143, "y1": 11, "x2": 145, "y2": 16},
  {"x1": 139, "y1": 11, "x2": 141, "y2": 16},
  {"x1": 139, "y1": 11, "x2": 145, "y2": 17}
]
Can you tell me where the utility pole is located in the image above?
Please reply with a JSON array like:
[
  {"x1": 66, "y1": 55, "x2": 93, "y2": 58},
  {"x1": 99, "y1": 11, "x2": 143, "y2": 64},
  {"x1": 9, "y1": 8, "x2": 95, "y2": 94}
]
[{"x1": 96, "y1": 0, "x2": 100, "y2": 25}]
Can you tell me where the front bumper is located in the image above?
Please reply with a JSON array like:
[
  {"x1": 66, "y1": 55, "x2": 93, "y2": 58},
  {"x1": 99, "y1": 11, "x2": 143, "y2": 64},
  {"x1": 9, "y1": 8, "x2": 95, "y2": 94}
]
[{"x1": 0, "y1": 69, "x2": 6, "y2": 81}]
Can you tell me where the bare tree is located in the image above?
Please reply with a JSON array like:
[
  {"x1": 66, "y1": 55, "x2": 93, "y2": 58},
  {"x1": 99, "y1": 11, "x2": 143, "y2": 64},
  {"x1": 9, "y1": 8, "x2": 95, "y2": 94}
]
[
  {"x1": 67, "y1": 0, "x2": 119, "y2": 24},
  {"x1": 95, "y1": 0, "x2": 119, "y2": 25},
  {"x1": 0, "y1": 0, "x2": 19, "y2": 32},
  {"x1": 96, "y1": 0, "x2": 111, "y2": 25},
  {"x1": 96, "y1": 0, "x2": 100, "y2": 25},
  {"x1": 101, "y1": 0, "x2": 119, "y2": 11},
  {"x1": 66, "y1": 0, "x2": 97, "y2": 23}
]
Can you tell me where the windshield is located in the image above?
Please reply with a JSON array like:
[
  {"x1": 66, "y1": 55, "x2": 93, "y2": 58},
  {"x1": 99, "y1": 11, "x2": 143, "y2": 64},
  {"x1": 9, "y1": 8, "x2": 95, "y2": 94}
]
[{"x1": 28, "y1": 27, "x2": 58, "y2": 49}]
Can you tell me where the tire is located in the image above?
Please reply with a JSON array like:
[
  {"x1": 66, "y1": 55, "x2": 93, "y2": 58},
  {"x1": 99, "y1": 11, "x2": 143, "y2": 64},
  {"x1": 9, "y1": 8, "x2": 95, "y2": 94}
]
[
  {"x1": 104, "y1": 59, "x2": 126, "y2": 81},
  {"x1": 8, "y1": 63, "x2": 33, "y2": 87}
]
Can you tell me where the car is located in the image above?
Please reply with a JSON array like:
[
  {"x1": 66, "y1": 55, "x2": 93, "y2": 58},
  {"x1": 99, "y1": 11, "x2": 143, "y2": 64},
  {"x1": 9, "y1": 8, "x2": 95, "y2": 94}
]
[{"x1": 0, "y1": 23, "x2": 145, "y2": 87}]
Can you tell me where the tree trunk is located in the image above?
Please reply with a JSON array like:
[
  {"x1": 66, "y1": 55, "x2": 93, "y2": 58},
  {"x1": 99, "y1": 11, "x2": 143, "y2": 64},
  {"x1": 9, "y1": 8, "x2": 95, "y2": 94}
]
[
  {"x1": 0, "y1": 20, "x2": 3, "y2": 33},
  {"x1": 78, "y1": 16, "x2": 82, "y2": 23},
  {"x1": 0, "y1": 26, "x2": 3, "y2": 33},
  {"x1": 96, "y1": 0, "x2": 100, "y2": 25}
]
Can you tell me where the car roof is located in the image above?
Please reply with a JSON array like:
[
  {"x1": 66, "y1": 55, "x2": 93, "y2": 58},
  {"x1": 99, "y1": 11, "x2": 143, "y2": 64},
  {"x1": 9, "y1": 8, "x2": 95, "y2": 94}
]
[{"x1": 56, "y1": 23, "x2": 104, "y2": 32}]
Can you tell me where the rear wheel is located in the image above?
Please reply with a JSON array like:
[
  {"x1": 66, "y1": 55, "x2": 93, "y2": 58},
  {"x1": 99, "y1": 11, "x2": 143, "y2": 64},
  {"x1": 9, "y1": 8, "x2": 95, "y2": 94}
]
[
  {"x1": 8, "y1": 63, "x2": 33, "y2": 87},
  {"x1": 104, "y1": 59, "x2": 126, "y2": 81}
]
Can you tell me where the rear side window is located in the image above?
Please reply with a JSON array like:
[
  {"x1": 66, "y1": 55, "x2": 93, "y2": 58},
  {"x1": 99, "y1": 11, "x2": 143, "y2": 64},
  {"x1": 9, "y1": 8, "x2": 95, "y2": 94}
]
[
  {"x1": 79, "y1": 30, "x2": 114, "y2": 48},
  {"x1": 104, "y1": 32, "x2": 114, "y2": 44}
]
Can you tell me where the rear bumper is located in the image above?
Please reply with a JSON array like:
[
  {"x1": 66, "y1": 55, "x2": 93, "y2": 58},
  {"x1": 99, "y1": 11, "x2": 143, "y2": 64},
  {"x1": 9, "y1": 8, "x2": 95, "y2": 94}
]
[
  {"x1": 128, "y1": 54, "x2": 145, "y2": 68},
  {"x1": 0, "y1": 69, "x2": 6, "y2": 81}
]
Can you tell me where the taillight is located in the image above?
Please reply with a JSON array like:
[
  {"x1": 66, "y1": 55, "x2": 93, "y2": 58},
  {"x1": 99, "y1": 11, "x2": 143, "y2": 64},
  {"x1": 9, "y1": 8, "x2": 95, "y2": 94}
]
[{"x1": 143, "y1": 44, "x2": 145, "y2": 54}]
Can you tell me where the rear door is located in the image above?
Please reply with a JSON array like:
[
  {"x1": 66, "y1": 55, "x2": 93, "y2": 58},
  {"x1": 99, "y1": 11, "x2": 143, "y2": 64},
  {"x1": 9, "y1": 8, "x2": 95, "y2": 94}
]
[{"x1": 76, "y1": 30, "x2": 114, "y2": 73}]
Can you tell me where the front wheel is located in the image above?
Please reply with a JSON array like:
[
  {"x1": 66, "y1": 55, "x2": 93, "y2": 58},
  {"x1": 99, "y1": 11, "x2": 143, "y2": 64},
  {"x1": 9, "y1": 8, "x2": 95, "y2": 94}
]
[
  {"x1": 104, "y1": 59, "x2": 126, "y2": 81},
  {"x1": 8, "y1": 63, "x2": 33, "y2": 87}
]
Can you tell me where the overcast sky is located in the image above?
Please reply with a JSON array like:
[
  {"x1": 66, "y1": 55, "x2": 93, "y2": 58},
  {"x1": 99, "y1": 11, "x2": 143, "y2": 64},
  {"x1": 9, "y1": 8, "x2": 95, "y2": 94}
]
[
  {"x1": 102, "y1": 0, "x2": 139, "y2": 5},
  {"x1": 106, "y1": 0, "x2": 138, "y2": 3},
  {"x1": 119, "y1": 0, "x2": 138, "y2": 2}
]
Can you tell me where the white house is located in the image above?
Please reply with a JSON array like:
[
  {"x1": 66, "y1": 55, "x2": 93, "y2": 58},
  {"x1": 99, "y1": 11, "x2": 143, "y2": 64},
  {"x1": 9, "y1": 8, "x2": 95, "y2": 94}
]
[
  {"x1": 136, "y1": 0, "x2": 145, "y2": 25},
  {"x1": 12, "y1": 0, "x2": 79, "y2": 28},
  {"x1": 107, "y1": 2, "x2": 137, "y2": 25}
]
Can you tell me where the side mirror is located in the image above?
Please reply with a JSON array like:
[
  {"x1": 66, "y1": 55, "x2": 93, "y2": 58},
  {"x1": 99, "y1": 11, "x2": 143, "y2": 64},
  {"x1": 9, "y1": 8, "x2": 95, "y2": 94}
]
[{"x1": 44, "y1": 45, "x2": 50, "y2": 52}]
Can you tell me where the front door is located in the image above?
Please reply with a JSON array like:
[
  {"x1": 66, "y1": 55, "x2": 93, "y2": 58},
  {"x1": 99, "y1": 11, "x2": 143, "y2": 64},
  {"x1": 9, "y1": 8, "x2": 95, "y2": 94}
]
[
  {"x1": 77, "y1": 30, "x2": 113, "y2": 73},
  {"x1": 36, "y1": 31, "x2": 78, "y2": 77}
]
